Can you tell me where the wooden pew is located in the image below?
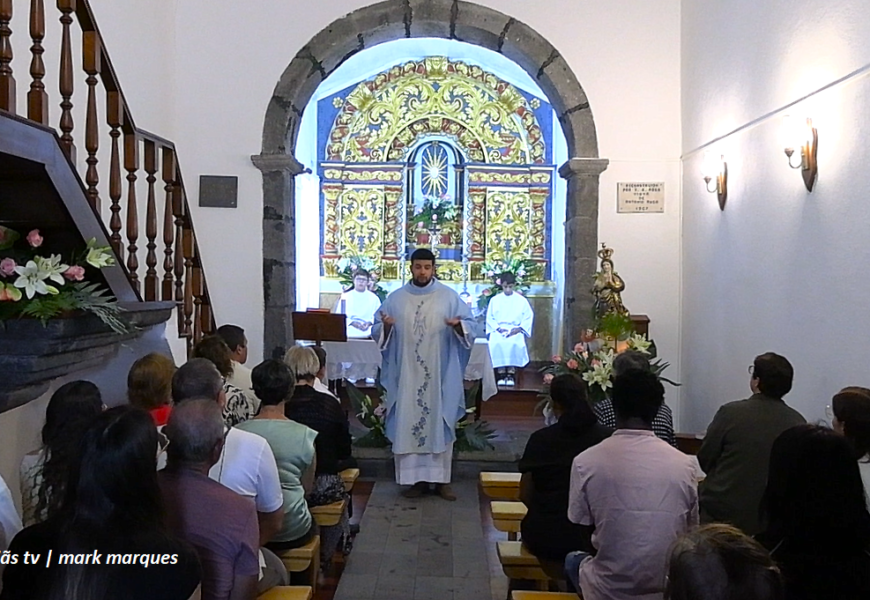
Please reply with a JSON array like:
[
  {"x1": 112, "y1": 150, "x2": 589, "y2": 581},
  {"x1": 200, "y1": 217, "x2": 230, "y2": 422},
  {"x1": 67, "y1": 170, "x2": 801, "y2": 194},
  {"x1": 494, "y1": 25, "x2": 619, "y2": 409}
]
[
  {"x1": 491, "y1": 501, "x2": 527, "y2": 541},
  {"x1": 497, "y1": 540, "x2": 551, "y2": 591},
  {"x1": 480, "y1": 471, "x2": 521, "y2": 501},
  {"x1": 276, "y1": 536, "x2": 321, "y2": 594},
  {"x1": 340, "y1": 467, "x2": 360, "y2": 493},
  {"x1": 310, "y1": 499, "x2": 346, "y2": 527},
  {"x1": 257, "y1": 586, "x2": 314, "y2": 600}
]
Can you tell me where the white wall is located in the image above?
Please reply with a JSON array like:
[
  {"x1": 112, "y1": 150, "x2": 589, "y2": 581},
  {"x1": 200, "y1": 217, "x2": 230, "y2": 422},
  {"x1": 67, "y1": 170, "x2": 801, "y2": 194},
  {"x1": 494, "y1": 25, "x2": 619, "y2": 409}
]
[
  {"x1": 681, "y1": 0, "x2": 870, "y2": 432},
  {"x1": 60, "y1": 0, "x2": 683, "y2": 422}
]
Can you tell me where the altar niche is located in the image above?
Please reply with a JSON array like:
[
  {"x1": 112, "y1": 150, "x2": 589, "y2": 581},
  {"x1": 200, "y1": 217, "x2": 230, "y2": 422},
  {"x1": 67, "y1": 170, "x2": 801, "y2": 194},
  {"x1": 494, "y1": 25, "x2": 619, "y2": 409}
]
[{"x1": 318, "y1": 56, "x2": 555, "y2": 287}]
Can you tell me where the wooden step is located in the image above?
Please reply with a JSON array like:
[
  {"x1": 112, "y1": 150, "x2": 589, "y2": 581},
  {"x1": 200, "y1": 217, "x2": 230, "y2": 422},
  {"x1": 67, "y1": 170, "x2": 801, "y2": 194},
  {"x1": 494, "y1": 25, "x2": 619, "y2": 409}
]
[
  {"x1": 258, "y1": 586, "x2": 313, "y2": 600},
  {"x1": 497, "y1": 540, "x2": 550, "y2": 588}
]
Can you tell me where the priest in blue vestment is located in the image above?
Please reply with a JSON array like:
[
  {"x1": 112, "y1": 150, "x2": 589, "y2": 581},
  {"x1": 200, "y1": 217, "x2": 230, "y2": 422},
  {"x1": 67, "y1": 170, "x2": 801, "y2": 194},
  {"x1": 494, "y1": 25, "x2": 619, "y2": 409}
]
[{"x1": 372, "y1": 249, "x2": 477, "y2": 500}]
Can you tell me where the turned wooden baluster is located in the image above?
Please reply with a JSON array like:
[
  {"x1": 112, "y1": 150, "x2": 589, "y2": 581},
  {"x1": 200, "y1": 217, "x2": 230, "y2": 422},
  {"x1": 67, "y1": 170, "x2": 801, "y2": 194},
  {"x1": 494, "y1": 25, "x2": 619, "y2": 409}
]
[
  {"x1": 0, "y1": 0, "x2": 15, "y2": 114},
  {"x1": 161, "y1": 147, "x2": 176, "y2": 301},
  {"x1": 174, "y1": 190, "x2": 186, "y2": 336},
  {"x1": 192, "y1": 258, "x2": 203, "y2": 343},
  {"x1": 106, "y1": 92, "x2": 123, "y2": 254},
  {"x1": 27, "y1": 0, "x2": 48, "y2": 124},
  {"x1": 143, "y1": 139, "x2": 158, "y2": 301},
  {"x1": 124, "y1": 131, "x2": 140, "y2": 293},
  {"x1": 181, "y1": 225, "x2": 194, "y2": 342},
  {"x1": 57, "y1": 0, "x2": 75, "y2": 160},
  {"x1": 82, "y1": 31, "x2": 100, "y2": 211}
]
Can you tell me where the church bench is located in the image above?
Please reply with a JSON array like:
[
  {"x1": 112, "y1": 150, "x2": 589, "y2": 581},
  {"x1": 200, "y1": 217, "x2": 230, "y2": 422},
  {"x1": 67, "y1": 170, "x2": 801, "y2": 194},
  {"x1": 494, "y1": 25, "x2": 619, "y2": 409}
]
[
  {"x1": 310, "y1": 499, "x2": 346, "y2": 527},
  {"x1": 491, "y1": 501, "x2": 527, "y2": 540},
  {"x1": 511, "y1": 593, "x2": 580, "y2": 600},
  {"x1": 497, "y1": 540, "x2": 551, "y2": 591},
  {"x1": 257, "y1": 585, "x2": 314, "y2": 600},
  {"x1": 480, "y1": 471, "x2": 522, "y2": 500},
  {"x1": 276, "y1": 536, "x2": 321, "y2": 594},
  {"x1": 340, "y1": 467, "x2": 360, "y2": 493}
]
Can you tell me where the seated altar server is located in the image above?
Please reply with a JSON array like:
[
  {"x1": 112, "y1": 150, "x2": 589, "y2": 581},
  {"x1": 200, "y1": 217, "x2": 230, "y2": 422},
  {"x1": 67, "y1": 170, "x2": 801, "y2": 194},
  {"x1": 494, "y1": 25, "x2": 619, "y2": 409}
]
[
  {"x1": 333, "y1": 268, "x2": 382, "y2": 338},
  {"x1": 486, "y1": 272, "x2": 534, "y2": 386}
]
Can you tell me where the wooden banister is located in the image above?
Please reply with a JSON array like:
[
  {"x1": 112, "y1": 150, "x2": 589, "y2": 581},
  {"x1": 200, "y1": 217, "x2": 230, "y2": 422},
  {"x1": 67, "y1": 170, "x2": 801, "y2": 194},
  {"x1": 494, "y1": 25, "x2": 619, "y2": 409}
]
[{"x1": 3, "y1": 0, "x2": 218, "y2": 356}]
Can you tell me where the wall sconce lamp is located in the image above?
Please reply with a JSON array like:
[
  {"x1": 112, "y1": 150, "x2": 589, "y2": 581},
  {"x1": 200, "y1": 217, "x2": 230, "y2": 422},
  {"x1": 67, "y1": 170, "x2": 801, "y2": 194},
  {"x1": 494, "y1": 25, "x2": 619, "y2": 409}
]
[
  {"x1": 782, "y1": 115, "x2": 818, "y2": 191},
  {"x1": 702, "y1": 153, "x2": 728, "y2": 210}
]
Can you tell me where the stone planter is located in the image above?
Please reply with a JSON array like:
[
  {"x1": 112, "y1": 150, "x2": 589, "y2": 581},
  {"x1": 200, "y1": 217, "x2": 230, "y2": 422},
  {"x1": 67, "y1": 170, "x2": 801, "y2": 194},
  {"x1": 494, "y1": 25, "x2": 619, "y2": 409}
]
[{"x1": 0, "y1": 301, "x2": 174, "y2": 412}]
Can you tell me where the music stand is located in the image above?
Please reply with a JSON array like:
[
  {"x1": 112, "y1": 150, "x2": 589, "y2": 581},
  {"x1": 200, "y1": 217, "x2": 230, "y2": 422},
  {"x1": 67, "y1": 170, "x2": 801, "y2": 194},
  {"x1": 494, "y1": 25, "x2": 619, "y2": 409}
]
[{"x1": 291, "y1": 311, "x2": 347, "y2": 346}]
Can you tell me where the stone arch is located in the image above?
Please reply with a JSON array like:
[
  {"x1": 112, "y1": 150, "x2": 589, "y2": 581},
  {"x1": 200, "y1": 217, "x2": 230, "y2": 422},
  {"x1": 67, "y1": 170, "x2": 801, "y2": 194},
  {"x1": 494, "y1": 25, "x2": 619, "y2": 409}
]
[{"x1": 252, "y1": 0, "x2": 608, "y2": 358}]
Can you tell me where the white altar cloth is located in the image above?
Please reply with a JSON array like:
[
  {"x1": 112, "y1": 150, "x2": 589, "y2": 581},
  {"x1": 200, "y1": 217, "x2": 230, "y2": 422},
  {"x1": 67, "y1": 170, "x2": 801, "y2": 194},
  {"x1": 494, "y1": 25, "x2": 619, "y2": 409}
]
[{"x1": 321, "y1": 339, "x2": 498, "y2": 402}]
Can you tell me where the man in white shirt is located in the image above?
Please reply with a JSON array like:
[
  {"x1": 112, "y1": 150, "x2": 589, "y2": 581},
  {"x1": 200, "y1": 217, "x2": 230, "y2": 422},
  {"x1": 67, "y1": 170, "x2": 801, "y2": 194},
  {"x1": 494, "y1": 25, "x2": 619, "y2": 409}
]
[
  {"x1": 485, "y1": 272, "x2": 533, "y2": 386},
  {"x1": 333, "y1": 269, "x2": 382, "y2": 339},
  {"x1": 311, "y1": 345, "x2": 339, "y2": 401},
  {"x1": 217, "y1": 324, "x2": 255, "y2": 400}
]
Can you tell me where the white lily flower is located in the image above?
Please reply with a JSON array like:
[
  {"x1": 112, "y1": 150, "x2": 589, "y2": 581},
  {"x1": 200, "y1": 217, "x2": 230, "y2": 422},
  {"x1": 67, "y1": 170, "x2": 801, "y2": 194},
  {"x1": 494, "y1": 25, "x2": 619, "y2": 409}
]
[
  {"x1": 35, "y1": 255, "x2": 69, "y2": 285},
  {"x1": 85, "y1": 244, "x2": 114, "y2": 268},
  {"x1": 13, "y1": 260, "x2": 58, "y2": 298},
  {"x1": 627, "y1": 334, "x2": 652, "y2": 354}
]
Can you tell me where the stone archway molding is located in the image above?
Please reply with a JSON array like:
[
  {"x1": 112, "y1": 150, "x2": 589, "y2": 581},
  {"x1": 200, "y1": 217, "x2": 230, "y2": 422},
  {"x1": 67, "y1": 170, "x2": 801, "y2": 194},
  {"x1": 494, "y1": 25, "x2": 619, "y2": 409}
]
[{"x1": 253, "y1": 0, "x2": 607, "y2": 358}]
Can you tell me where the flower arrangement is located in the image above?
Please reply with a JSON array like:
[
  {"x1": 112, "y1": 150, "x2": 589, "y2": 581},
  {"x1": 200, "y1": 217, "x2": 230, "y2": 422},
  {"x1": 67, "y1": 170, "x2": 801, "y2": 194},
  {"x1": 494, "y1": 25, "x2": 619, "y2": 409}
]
[
  {"x1": 541, "y1": 333, "x2": 677, "y2": 405},
  {"x1": 336, "y1": 255, "x2": 387, "y2": 302},
  {"x1": 0, "y1": 226, "x2": 130, "y2": 334},
  {"x1": 476, "y1": 257, "x2": 537, "y2": 311},
  {"x1": 410, "y1": 195, "x2": 459, "y2": 232}
]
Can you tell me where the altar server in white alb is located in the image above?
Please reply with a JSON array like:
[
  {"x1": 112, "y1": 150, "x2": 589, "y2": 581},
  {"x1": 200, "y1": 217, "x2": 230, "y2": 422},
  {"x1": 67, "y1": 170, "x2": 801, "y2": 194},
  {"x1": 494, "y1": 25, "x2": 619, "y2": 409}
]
[
  {"x1": 333, "y1": 268, "x2": 382, "y2": 338},
  {"x1": 372, "y1": 249, "x2": 477, "y2": 501},
  {"x1": 486, "y1": 272, "x2": 534, "y2": 386}
]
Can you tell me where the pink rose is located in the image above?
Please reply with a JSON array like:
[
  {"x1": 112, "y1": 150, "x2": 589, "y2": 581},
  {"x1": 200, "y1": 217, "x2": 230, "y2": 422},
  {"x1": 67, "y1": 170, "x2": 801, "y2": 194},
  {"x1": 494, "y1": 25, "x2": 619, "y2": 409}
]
[
  {"x1": 552, "y1": 355, "x2": 562, "y2": 363},
  {"x1": 543, "y1": 373, "x2": 554, "y2": 384},
  {"x1": 573, "y1": 343, "x2": 585, "y2": 353},
  {"x1": 63, "y1": 265, "x2": 86, "y2": 281},
  {"x1": 483, "y1": 289, "x2": 491, "y2": 296},
  {"x1": 374, "y1": 404, "x2": 386, "y2": 418},
  {"x1": 0, "y1": 258, "x2": 15, "y2": 277},
  {"x1": 495, "y1": 278, "x2": 501, "y2": 286},
  {"x1": 566, "y1": 359, "x2": 579, "y2": 370},
  {"x1": 26, "y1": 229, "x2": 43, "y2": 248}
]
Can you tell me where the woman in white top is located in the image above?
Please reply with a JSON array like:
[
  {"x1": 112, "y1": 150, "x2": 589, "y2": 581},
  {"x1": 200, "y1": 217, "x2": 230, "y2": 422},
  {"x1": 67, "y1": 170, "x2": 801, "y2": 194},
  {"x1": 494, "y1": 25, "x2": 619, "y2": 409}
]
[
  {"x1": 831, "y1": 386, "x2": 870, "y2": 508},
  {"x1": 19, "y1": 380, "x2": 104, "y2": 526}
]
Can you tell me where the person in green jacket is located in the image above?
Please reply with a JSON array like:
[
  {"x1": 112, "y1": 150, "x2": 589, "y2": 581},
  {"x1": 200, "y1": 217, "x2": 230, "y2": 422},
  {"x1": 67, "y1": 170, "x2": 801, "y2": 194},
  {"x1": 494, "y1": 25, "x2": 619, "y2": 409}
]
[{"x1": 698, "y1": 352, "x2": 806, "y2": 535}]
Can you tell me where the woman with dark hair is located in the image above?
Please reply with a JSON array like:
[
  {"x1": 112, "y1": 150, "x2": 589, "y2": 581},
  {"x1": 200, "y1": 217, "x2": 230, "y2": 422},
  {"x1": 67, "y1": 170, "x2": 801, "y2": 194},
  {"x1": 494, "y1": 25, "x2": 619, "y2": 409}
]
[
  {"x1": 757, "y1": 424, "x2": 870, "y2": 600},
  {"x1": 19, "y1": 381, "x2": 104, "y2": 527},
  {"x1": 831, "y1": 386, "x2": 870, "y2": 506},
  {"x1": 518, "y1": 373, "x2": 612, "y2": 569},
  {"x1": 665, "y1": 524, "x2": 783, "y2": 600},
  {"x1": 282, "y1": 346, "x2": 355, "y2": 562},
  {"x1": 2, "y1": 406, "x2": 201, "y2": 600},
  {"x1": 193, "y1": 334, "x2": 257, "y2": 426},
  {"x1": 237, "y1": 360, "x2": 318, "y2": 554}
]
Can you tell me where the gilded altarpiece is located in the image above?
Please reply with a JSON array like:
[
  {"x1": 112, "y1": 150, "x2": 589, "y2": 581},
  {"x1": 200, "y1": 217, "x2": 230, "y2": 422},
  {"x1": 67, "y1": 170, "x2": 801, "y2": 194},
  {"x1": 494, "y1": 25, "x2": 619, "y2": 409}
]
[{"x1": 319, "y1": 57, "x2": 555, "y2": 283}]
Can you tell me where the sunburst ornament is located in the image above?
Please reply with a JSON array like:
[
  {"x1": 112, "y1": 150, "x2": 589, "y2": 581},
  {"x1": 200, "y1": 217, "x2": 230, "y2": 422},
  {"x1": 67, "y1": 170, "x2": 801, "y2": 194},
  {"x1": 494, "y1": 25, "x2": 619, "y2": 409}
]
[{"x1": 421, "y1": 144, "x2": 448, "y2": 196}]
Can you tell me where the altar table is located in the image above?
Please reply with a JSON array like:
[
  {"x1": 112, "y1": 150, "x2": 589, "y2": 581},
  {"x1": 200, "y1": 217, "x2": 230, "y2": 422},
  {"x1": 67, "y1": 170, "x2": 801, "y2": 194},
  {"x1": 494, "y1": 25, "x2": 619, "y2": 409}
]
[{"x1": 321, "y1": 338, "x2": 498, "y2": 402}]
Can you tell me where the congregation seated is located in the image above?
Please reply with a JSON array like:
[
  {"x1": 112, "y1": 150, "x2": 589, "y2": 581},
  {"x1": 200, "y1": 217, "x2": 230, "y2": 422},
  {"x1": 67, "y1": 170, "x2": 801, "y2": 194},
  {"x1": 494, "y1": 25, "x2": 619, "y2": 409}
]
[
  {"x1": 216, "y1": 324, "x2": 256, "y2": 400},
  {"x1": 283, "y1": 346, "x2": 355, "y2": 560},
  {"x1": 193, "y1": 335, "x2": 258, "y2": 427},
  {"x1": 566, "y1": 368, "x2": 699, "y2": 600},
  {"x1": 128, "y1": 352, "x2": 176, "y2": 427},
  {"x1": 756, "y1": 424, "x2": 870, "y2": 600},
  {"x1": 19, "y1": 381, "x2": 104, "y2": 526},
  {"x1": 831, "y1": 386, "x2": 870, "y2": 506},
  {"x1": 2, "y1": 406, "x2": 202, "y2": 600},
  {"x1": 310, "y1": 345, "x2": 339, "y2": 401},
  {"x1": 697, "y1": 352, "x2": 805, "y2": 535},
  {"x1": 664, "y1": 524, "x2": 783, "y2": 600},
  {"x1": 159, "y1": 399, "x2": 267, "y2": 600},
  {"x1": 518, "y1": 373, "x2": 611, "y2": 563},
  {"x1": 172, "y1": 359, "x2": 284, "y2": 549},
  {"x1": 592, "y1": 350, "x2": 676, "y2": 446},
  {"x1": 237, "y1": 360, "x2": 319, "y2": 554}
]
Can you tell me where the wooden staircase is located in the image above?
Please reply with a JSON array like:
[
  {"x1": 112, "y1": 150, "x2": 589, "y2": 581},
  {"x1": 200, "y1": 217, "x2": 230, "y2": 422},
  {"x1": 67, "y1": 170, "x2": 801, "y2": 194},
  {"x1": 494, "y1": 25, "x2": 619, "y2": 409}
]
[{"x1": 0, "y1": 0, "x2": 216, "y2": 354}]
